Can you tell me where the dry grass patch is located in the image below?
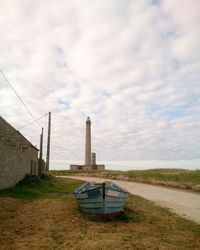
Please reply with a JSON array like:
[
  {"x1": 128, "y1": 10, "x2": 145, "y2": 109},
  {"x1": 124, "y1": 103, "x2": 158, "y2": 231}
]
[{"x1": 0, "y1": 176, "x2": 200, "y2": 250}]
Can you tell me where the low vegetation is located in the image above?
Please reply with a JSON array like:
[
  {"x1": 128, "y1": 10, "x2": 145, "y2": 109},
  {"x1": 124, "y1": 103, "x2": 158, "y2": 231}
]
[
  {"x1": 0, "y1": 174, "x2": 78, "y2": 199},
  {"x1": 51, "y1": 168, "x2": 200, "y2": 192},
  {"x1": 0, "y1": 175, "x2": 200, "y2": 249}
]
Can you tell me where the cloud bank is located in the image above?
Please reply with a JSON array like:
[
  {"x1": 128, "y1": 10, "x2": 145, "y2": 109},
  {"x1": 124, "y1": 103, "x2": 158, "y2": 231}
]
[{"x1": 0, "y1": 0, "x2": 200, "y2": 169}]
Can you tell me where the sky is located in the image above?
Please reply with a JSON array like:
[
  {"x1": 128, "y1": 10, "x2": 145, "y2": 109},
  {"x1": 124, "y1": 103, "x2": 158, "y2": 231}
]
[{"x1": 0, "y1": 0, "x2": 200, "y2": 170}]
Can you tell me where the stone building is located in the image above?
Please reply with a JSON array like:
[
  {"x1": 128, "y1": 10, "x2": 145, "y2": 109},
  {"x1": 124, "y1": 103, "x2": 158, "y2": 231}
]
[
  {"x1": 0, "y1": 116, "x2": 39, "y2": 190},
  {"x1": 70, "y1": 117, "x2": 105, "y2": 170}
]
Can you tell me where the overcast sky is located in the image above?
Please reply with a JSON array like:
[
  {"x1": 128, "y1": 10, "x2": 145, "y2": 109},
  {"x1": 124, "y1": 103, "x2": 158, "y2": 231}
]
[{"x1": 0, "y1": 0, "x2": 200, "y2": 170}]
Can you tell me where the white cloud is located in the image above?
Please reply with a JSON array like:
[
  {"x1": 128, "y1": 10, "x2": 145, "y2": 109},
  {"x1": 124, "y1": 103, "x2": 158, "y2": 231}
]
[{"x1": 0, "y1": 0, "x2": 199, "y2": 169}]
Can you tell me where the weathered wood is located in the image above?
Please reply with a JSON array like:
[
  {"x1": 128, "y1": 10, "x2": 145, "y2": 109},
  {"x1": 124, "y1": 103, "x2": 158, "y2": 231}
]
[
  {"x1": 46, "y1": 112, "x2": 51, "y2": 171},
  {"x1": 39, "y1": 127, "x2": 44, "y2": 175},
  {"x1": 74, "y1": 182, "x2": 128, "y2": 214}
]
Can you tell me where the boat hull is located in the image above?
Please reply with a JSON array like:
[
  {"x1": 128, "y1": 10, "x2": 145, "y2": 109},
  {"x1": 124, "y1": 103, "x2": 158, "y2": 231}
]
[{"x1": 74, "y1": 182, "x2": 128, "y2": 214}]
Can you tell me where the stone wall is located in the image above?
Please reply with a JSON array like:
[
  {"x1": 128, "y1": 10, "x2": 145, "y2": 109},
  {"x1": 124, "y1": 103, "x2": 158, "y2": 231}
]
[
  {"x1": 0, "y1": 116, "x2": 38, "y2": 190},
  {"x1": 70, "y1": 164, "x2": 105, "y2": 171},
  {"x1": 70, "y1": 165, "x2": 84, "y2": 170},
  {"x1": 96, "y1": 165, "x2": 105, "y2": 171}
]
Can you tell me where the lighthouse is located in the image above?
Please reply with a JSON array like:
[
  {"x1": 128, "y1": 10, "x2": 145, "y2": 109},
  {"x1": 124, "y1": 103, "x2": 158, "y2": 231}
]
[
  {"x1": 85, "y1": 117, "x2": 91, "y2": 165},
  {"x1": 70, "y1": 117, "x2": 105, "y2": 171}
]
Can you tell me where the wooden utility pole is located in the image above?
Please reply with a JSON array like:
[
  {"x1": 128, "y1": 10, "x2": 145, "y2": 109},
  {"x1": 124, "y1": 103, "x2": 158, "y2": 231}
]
[
  {"x1": 39, "y1": 127, "x2": 44, "y2": 175},
  {"x1": 46, "y1": 112, "x2": 51, "y2": 171}
]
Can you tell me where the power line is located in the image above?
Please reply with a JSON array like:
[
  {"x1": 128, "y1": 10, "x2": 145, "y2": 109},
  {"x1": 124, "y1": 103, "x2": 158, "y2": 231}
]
[
  {"x1": 17, "y1": 113, "x2": 48, "y2": 130},
  {"x1": 0, "y1": 69, "x2": 41, "y2": 128}
]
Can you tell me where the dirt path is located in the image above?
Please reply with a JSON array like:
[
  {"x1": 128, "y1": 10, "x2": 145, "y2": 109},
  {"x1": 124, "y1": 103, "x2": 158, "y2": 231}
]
[{"x1": 64, "y1": 176, "x2": 200, "y2": 224}]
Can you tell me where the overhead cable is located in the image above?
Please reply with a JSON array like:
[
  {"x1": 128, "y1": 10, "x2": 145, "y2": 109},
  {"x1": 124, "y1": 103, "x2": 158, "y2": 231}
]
[
  {"x1": 0, "y1": 69, "x2": 41, "y2": 128},
  {"x1": 17, "y1": 113, "x2": 48, "y2": 130}
]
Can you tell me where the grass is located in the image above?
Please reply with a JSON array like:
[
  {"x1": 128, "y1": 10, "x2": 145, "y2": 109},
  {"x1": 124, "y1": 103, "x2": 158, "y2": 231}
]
[
  {"x1": 0, "y1": 174, "x2": 80, "y2": 200},
  {"x1": 126, "y1": 168, "x2": 200, "y2": 185},
  {"x1": 51, "y1": 168, "x2": 200, "y2": 192},
  {"x1": 0, "y1": 175, "x2": 200, "y2": 249}
]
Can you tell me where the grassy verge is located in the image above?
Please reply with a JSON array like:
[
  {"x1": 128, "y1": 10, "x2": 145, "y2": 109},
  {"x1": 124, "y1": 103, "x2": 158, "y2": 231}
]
[
  {"x1": 51, "y1": 169, "x2": 200, "y2": 192},
  {"x1": 0, "y1": 174, "x2": 82, "y2": 200},
  {"x1": 0, "y1": 175, "x2": 200, "y2": 249}
]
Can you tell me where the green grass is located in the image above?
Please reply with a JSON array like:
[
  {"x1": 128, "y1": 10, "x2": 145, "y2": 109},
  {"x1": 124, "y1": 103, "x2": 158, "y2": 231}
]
[
  {"x1": 51, "y1": 168, "x2": 200, "y2": 191},
  {"x1": 0, "y1": 174, "x2": 83, "y2": 199},
  {"x1": 126, "y1": 169, "x2": 200, "y2": 185}
]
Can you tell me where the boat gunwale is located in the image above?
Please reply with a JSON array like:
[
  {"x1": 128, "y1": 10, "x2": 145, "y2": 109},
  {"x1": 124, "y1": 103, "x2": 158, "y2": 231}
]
[
  {"x1": 77, "y1": 200, "x2": 126, "y2": 204},
  {"x1": 76, "y1": 194, "x2": 128, "y2": 200},
  {"x1": 76, "y1": 186, "x2": 128, "y2": 195},
  {"x1": 74, "y1": 182, "x2": 129, "y2": 195}
]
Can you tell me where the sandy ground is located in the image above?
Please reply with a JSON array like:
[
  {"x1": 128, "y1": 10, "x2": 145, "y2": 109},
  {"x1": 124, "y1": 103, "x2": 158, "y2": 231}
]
[{"x1": 63, "y1": 176, "x2": 200, "y2": 224}]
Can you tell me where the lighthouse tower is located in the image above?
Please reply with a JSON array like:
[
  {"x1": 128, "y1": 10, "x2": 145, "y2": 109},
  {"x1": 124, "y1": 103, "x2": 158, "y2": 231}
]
[
  {"x1": 70, "y1": 117, "x2": 105, "y2": 171},
  {"x1": 85, "y1": 117, "x2": 91, "y2": 165}
]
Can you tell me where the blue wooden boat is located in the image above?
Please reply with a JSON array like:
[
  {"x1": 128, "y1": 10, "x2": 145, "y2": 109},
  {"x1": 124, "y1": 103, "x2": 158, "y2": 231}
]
[{"x1": 74, "y1": 181, "x2": 128, "y2": 214}]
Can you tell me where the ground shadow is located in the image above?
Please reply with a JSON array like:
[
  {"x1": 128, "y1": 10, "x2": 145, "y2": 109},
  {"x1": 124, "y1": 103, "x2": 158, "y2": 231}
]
[{"x1": 79, "y1": 206, "x2": 142, "y2": 223}]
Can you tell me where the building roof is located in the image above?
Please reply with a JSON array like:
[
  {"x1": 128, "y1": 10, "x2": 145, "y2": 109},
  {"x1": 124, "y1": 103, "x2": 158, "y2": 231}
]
[{"x1": 0, "y1": 115, "x2": 39, "y2": 151}]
